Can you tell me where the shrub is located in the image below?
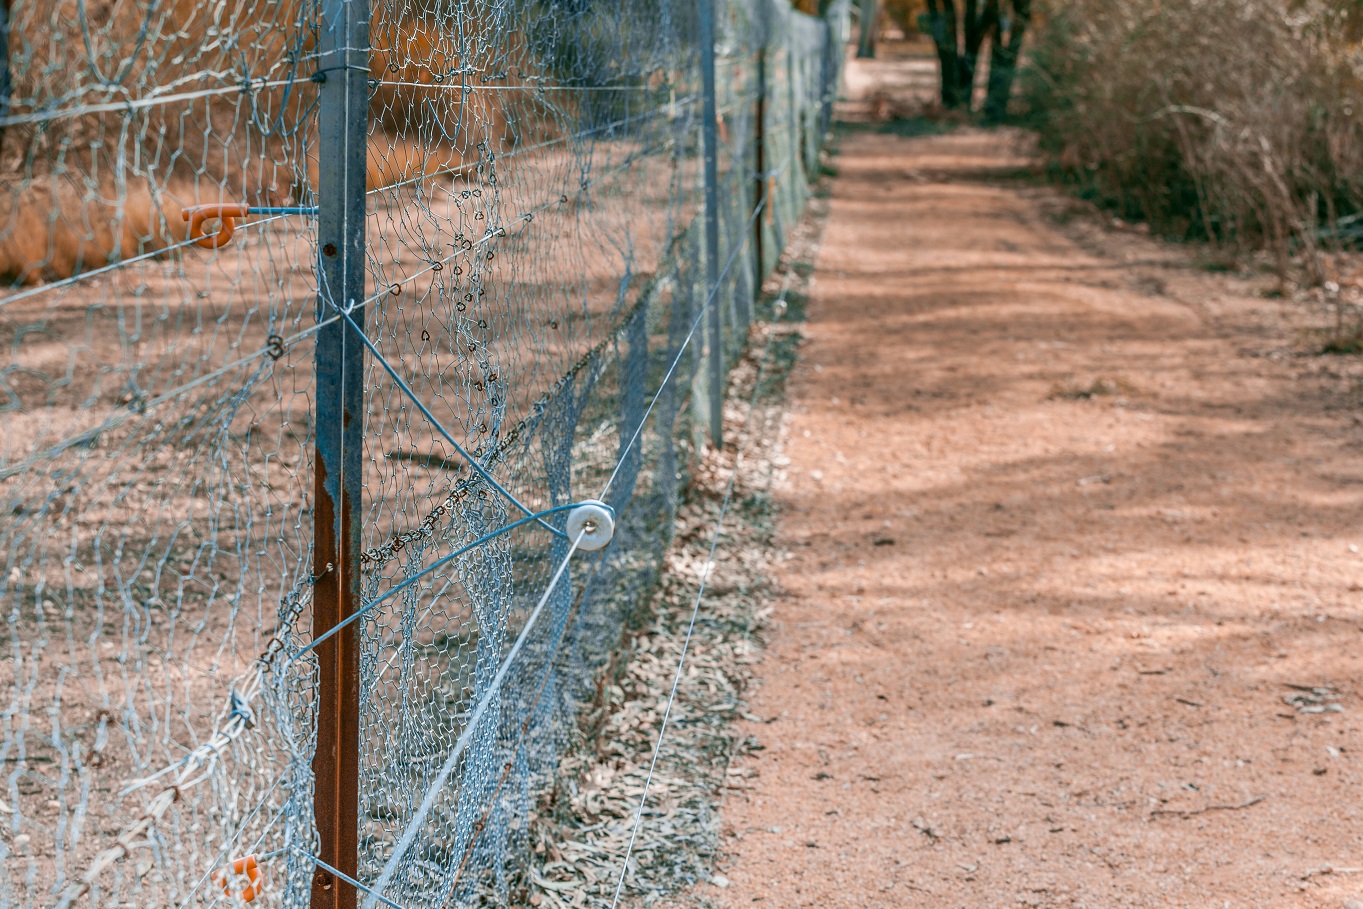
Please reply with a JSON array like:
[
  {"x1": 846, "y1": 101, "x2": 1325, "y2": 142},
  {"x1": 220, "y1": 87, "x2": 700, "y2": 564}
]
[{"x1": 1021, "y1": 0, "x2": 1363, "y2": 280}]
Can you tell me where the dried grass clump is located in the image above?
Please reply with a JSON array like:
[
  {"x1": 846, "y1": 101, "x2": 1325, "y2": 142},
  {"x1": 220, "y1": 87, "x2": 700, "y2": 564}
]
[
  {"x1": 1047, "y1": 375, "x2": 1137, "y2": 401},
  {"x1": 1021, "y1": 0, "x2": 1363, "y2": 281},
  {"x1": 0, "y1": 2, "x2": 526, "y2": 284}
]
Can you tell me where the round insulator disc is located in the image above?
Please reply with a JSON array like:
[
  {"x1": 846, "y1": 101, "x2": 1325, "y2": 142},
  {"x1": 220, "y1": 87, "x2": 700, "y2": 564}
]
[{"x1": 566, "y1": 500, "x2": 615, "y2": 552}]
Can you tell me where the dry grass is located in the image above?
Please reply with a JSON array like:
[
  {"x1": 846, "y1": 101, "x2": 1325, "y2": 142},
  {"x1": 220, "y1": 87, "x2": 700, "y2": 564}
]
[
  {"x1": 0, "y1": 4, "x2": 525, "y2": 283},
  {"x1": 1021, "y1": 0, "x2": 1363, "y2": 284}
]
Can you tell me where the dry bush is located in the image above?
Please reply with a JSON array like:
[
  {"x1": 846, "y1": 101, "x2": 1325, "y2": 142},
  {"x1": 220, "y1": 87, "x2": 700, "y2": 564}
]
[
  {"x1": 0, "y1": 1, "x2": 522, "y2": 284},
  {"x1": 0, "y1": 0, "x2": 319, "y2": 283},
  {"x1": 1021, "y1": 0, "x2": 1363, "y2": 281}
]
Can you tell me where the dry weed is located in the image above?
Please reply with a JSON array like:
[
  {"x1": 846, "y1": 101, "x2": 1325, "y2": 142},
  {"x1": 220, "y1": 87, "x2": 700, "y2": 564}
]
[
  {"x1": 0, "y1": 4, "x2": 526, "y2": 283},
  {"x1": 1022, "y1": 0, "x2": 1363, "y2": 285},
  {"x1": 1047, "y1": 375, "x2": 1138, "y2": 401}
]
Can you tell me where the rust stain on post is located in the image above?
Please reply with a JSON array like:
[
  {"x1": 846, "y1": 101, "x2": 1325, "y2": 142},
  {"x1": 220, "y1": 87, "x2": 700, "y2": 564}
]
[{"x1": 310, "y1": 452, "x2": 361, "y2": 909}]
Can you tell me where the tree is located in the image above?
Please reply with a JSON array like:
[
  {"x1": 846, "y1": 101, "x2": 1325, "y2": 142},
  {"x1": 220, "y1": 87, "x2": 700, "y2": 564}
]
[
  {"x1": 919, "y1": 0, "x2": 1030, "y2": 117},
  {"x1": 983, "y1": 0, "x2": 1030, "y2": 122},
  {"x1": 857, "y1": 0, "x2": 880, "y2": 58}
]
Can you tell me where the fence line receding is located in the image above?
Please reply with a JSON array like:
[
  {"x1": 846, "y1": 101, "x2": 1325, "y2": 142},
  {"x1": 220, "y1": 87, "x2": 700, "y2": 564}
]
[{"x1": 0, "y1": 1, "x2": 850, "y2": 906}]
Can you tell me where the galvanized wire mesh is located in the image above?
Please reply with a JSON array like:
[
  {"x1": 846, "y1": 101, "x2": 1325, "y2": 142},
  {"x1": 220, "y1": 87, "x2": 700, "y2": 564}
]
[{"x1": 0, "y1": 1, "x2": 849, "y2": 906}]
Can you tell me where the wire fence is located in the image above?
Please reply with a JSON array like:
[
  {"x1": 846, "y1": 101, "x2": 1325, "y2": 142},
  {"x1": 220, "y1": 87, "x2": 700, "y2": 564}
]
[{"x1": 0, "y1": 1, "x2": 849, "y2": 907}]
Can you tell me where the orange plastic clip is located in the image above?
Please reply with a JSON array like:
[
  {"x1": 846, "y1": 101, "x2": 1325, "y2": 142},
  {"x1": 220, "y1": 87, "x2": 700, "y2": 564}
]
[
  {"x1": 181, "y1": 204, "x2": 251, "y2": 250},
  {"x1": 213, "y1": 854, "x2": 263, "y2": 903}
]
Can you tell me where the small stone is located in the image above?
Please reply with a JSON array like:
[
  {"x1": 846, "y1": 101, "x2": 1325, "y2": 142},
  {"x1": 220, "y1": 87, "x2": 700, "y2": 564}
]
[
  {"x1": 1341, "y1": 898, "x2": 1363, "y2": 909},
  {"x1": 711, "y1": 874, "x2": 730, "y2": 888}
]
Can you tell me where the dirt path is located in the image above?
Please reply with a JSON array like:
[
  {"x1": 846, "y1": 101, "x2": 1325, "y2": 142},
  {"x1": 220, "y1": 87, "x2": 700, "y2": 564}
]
[{"x1": 707, "y1": 49, "x2": 1363, "y2": 909}]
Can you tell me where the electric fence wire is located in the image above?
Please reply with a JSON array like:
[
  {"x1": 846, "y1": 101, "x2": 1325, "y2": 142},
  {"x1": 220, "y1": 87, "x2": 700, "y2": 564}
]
[
  {"x1": 313, "y1": 549, "x2": 607, "y2": 909},
  {"x1": 600, "y1": 186, "x2": 774, "y2": 499},
  {"x1": 357, "y1": 526, "x2": 588, "y2": 909},
  {"x1": 350, "y1": 184, "x2": 771, "y2": 909},
  {"x1": 607, "y1": 266, "x2": 790, "y2": 909}
]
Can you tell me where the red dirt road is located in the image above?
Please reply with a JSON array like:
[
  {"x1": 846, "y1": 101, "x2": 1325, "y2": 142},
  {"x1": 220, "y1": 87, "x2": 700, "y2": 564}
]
[{"x1": 707, "y1": 52, "x2": 1363, "y2": 909}]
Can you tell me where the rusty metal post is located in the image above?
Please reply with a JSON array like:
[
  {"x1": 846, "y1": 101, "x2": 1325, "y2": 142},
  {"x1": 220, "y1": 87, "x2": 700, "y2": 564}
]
[{"x1": 311, "y1": 0, "x2": 368, "y2": 905}]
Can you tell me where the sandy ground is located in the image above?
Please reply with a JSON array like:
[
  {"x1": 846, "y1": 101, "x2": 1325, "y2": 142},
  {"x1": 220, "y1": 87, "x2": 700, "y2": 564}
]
[{"x1": 702, "y1": 46, "x2": 1363, "y2": 909}]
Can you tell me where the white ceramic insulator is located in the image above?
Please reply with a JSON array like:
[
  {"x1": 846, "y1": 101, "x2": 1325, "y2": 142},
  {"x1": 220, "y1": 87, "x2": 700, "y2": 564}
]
[{"x1": 565, "y1": 500, "x2": 615, "y2": 552}]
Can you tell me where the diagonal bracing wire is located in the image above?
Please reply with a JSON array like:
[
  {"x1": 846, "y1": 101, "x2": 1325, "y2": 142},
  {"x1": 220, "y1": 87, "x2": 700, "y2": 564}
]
[
  {"x1": 335, "y1": 304, "x2": 565, "y2": 539},
  {"x1": 282, "y1": 502, "x2": 584, "y2": 672},
  {"x1": 308, "y1": 852, "x2": 414, "y2": 909}
]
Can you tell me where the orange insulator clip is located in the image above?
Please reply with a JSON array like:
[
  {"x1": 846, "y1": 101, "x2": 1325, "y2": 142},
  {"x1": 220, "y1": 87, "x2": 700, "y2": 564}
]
[
  {"x1": 182, "y1": 204, "x2": 251, "y2": 250},
  {"x1": 213, "y1": 854, "x2": 263, "y2": 903}
]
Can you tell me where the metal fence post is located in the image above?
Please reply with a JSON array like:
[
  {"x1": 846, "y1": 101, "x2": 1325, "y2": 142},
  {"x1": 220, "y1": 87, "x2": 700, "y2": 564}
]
[
  {"x1": 700, "y1": 0, "x2": 723, "y2": 448},
  {"x1": 753, "y1": 1, "x2": 768, "y2": 293},
  {"x1": 0, "y1": 0, "x2": 10, "y2": 151},
  {"x1": 821, "y1": 21, "x2": 832, "y2": 144},
  {"x1": 311, "y1": 0, "x2": 368, "y2": 905}
]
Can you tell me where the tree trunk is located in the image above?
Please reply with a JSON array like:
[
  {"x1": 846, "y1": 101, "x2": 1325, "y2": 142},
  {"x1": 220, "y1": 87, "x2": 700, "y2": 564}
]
[
  {"x1": 857, "y1": 0, "x2": 880, "y2": 58},
  {"x1": 927, "y1": 0, "x2": 999, "y2": 110},
  {"x1": 925, "y1": 0, "x2": 966, "y2": 108},
  {"x1": 958, "y1": 0, "x2": 998, "y2": 111},
  {"x1": 983, "y1": 0, "x2": 1030, "y2": 123}
]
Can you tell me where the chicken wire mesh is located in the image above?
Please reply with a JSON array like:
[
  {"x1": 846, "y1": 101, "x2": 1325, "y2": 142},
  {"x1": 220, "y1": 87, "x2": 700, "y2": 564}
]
[{"x1": 0, "y1": 0, "x2": 849, "y2": 906}]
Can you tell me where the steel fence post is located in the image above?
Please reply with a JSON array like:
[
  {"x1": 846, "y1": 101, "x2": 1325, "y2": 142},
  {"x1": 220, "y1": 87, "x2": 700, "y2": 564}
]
[
  {"x1": 753, "y1": 0, "x2": 769, "y2": 293},
  {"x1": 0, "y1": 0, "x2": 10, "y2": 151},
  {"x1": 824, "y1": 2, "x2": 843, "y2": 139},
  {"x1": 700, "y1": 0, "x2": 724, "y2": 448},
  {"x1": 311, "y1": 0, "x2": 368, "y2": 905}
]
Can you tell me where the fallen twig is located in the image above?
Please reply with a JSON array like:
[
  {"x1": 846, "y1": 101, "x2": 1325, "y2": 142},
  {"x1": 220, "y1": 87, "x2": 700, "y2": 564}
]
[
  {"x1": 1150, "y1": 795, "x2": 1265, "y2": 819},
  {"x1": 911, "y1": 817, "x2": 939, "y2": 840},
  {"x1": 1301, "y1": 865, "x2": 1363, "y2": 880}
]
